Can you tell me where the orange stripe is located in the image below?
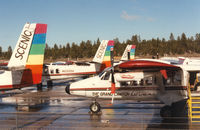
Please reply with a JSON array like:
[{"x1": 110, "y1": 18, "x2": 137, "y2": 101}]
[
  {"x1": 24, "y1": 65, "x2": 43, "y2": 84},
  {"x1": 100, "y1": 61, "x2": 111, "y2": 72}
]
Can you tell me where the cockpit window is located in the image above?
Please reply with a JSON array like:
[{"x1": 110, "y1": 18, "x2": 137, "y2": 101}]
[
  {"x1": 99, "y1": 71, "x2": 105, "y2": 77},
  {"x1": 103, "y1": 72, "x2": 111, "y2": 80},
  {"x1": 99, "y1": 67, "x2": 112, "y2": 77}
]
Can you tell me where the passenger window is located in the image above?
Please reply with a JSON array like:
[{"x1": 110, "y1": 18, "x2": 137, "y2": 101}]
[
  {"x1": 50, "y1": 70, "x2": 54, "y2": 74},
  {"x1": 56, "y1": 69, "x2": 59, "y2": 74},
  {"x1": 144, "y1": 77, "x2": 153, "y2": 86},
  {"x1": 163, "y1": 71, "x2": 182, "y2": 86}
]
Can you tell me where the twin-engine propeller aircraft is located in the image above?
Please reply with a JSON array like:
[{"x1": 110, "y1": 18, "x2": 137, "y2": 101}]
[
  {"x1": 66, "y1": 59, "x2": 189, "y2": 118},
  {"x1": 0, "y1": 23, "x2": 47, "y2": 91},
  {"x1": 43, "y1": 40, "x2": 114, "y2": 87}
]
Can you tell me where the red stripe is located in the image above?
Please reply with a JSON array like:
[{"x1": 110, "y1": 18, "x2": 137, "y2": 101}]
[
  {"x1": 71, "y1": 86, "x2": 187, "y2": 91},
  {"x1": 0, "y1": 83, "x2": 33, "y2": 90},
  {"x1": 34, "y1": 24, "x2": 47, "y2": 34},
  {"x1": 131, "y1": 45, "x2": 136, "y2": 49},
  {"x1": 108, "y1": 40, "x2": 114, "y2": 46},
  {"x1": 0, "y1": 85, "x2": 13, "y2": 89}
]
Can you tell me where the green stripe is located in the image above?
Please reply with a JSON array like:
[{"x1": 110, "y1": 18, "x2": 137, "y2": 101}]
[
  {"x1": 29, "y1": 44, "x2": 45, "y2": 55},
  {"x1": 104, "y1": 51, "x2": 110, "y2": 56}
]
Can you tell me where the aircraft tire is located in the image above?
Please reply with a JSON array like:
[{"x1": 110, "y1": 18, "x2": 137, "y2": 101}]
[
  {"x1": 90, "y1": 102, "x2": 101, "y2": 114},
  {"x1": 160, "y1": 105, "x2": 172, "y2": 118}
]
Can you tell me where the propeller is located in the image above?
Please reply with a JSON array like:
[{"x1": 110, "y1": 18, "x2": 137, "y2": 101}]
[{"x1": 110, "y1": 46, "x2": 115, "y2": 104}]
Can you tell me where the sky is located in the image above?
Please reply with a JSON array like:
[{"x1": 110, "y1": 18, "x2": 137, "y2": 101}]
[{"x1": 0, "y1": 0, "x2": 200, "y2": 51}]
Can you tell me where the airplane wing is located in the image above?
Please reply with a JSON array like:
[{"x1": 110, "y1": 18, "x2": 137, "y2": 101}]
[{"x1": 119, "y1": 60, "x2": 181, "y2": 70}]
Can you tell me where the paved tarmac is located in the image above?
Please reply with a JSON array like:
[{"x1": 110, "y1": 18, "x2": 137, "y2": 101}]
[{"x1": 0, "y1": 80, "x2": 199, "y2": 129}]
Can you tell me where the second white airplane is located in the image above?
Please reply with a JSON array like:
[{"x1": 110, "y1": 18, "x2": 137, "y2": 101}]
[{"x1": 43, "y1": 40, "x2": 114, "y2": 86}]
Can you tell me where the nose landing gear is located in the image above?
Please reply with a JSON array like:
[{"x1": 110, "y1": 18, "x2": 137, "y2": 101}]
[{"x1": 90, "y1": 101, "x2": 101, "y2": 114}]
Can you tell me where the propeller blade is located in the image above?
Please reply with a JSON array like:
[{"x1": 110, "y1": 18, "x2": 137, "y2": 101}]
[
  {"x1": 110, "y1": 46, "x2": 115, "y2": 104},
  {"x1": 111, "y1": 69, "x2": 116, "y2": 94},
  {"x1": 160, "y1": 69, "x2": 168, "y2": 79}
]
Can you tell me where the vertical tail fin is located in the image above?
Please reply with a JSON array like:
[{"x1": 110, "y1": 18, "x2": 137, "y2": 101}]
[
  {"x1": 21, "y1": 23, "x2": 47, "y2": 85},
  {"x1": 120, "y1": 45, "x2": 136, "y2": 61},
  {"x1": 130, "y1": 45, "x2": 136, "y2": 60},
  {"x1": 8, "y1": 23, "x2": 36, "y2": 68},
  {"x1": 92, "y1": 40, "x2": 108, "y2": 63},
  {"x1": 92, "y1": 40, "x2": 114, "y2": 71}
]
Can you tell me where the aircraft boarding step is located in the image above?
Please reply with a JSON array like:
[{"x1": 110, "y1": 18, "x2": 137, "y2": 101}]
[{"x1": 189, "y1": 92, "x2": 200, "y2": 123}]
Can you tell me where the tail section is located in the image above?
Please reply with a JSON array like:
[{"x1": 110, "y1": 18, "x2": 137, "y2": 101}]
[
  {"x1": 21, "y1": 23, "x2": 47, "y2": 85},
  {"x1": 92, "y1": 40, "x2": 114, "y2": 71},
  {"x1": 92, "y1": 40, "x2": 109, "y2": 63},
  {"x1": 8, "y1": 23, "x2": 36, "y2": 68},
  {"x1": 120, "y1": 45, "x2": 136, "y2": 61},
  {"x1": 130, "y1": 45, "x2": 136, "y2": 60},
  {"x1": 102, "y1": 40, "x2": 114, "y2": 68}
]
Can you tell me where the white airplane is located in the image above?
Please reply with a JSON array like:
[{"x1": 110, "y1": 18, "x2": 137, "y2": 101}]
[
  {"x1": 43, "y1": 40, "x2": 114, "y2": 86},
  {"x1": 66, "y1": 58, "x2": 190, "y2": 118},
  {"x1": 0, "y1": 23, "x2": 47, "y2": 91}
]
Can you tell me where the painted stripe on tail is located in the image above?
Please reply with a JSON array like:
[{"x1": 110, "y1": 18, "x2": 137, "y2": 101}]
[
  {"x1": 22, "y1": 23, "x2": 47, "y2": 84},
  {"x1": 100, "y1": 40, "x2": 114, "y2": 71},
  {"x1": 121, "y1": 44, "x2": 136, "y2": 61}
]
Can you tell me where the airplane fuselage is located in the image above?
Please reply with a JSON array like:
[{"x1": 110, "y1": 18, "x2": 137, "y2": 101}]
[
  {"x1": 68, "y1": 61, "x2": 189, "y2": 106},
  {"x1": 43, "y1": 63, "x2": 102, "y2": 80}
]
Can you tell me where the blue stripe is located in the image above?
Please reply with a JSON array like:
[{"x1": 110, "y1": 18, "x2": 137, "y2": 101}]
[
  {"x1": 32, "y1": 33, "x2": 46, "y2": 44},
  {"x1": 131, "y1": 49, "x2": 135, "y2": 53},
  {"x1": 106, "y1": 46, "x2": 114, "y2": 51}
]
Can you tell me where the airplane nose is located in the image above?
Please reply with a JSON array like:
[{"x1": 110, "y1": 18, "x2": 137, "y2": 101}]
[{"x1": 65, "y1": 84, "x2": 70, "y2": 94}]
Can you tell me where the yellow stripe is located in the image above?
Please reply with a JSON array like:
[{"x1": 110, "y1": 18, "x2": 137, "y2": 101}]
[
  {"x1": 192, "y1": 106, "x2": 200, "y2": 109},
  {"x1": 191, "y1": 97, "x2": 200, "y2": 99},
  {"x1": 192, "y1": 121, "x2": 200, "y2": 122},
  {"x1": 192, "y1": 102, "x2": 200, "y2": 104},
  {"x1": 103, "y1": 56, "x2": 110, "y2": 61},
  {"x1": 192, "y1": 111, "x2": 200, "y2": 113},
  {"x1": 26, "y1": 55, "x2": 44, "y2": 65},
  {"x1": 192, "y1": 115, "x2": 200, "y2": 118}
]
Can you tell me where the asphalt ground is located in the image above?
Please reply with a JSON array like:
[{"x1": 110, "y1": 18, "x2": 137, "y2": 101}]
[{"x1": 0, "y1": 80, "x2": 199, "y2": 130}]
